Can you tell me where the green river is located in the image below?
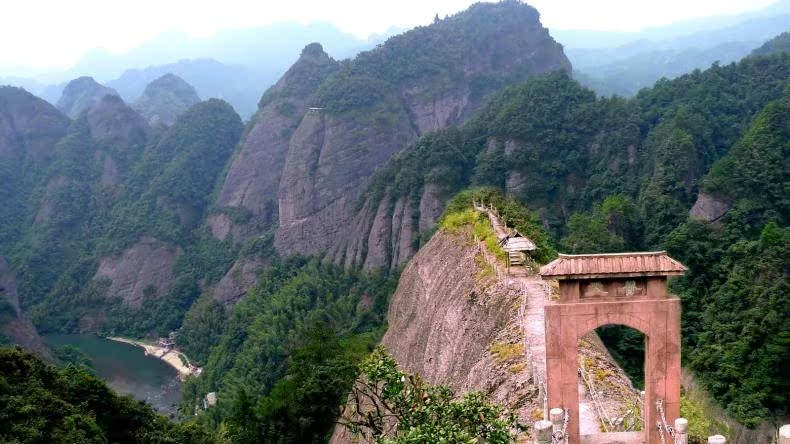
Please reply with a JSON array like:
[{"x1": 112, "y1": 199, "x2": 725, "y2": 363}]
[{"x1": 45, "y1": 334, "x2": 181, "y2": 416}]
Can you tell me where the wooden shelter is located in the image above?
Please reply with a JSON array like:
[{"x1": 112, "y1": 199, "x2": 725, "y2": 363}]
[{"x1": 500, "y1": 230, "x2": 536, "y2": 272}]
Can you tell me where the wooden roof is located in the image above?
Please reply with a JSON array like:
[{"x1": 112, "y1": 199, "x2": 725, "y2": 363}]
[
  {"x1": 539, "y1": 251, "x2": 686, "y2": 279},
  {"x1": 504, "y1": 236, "x2": 536, "y2": 251}
]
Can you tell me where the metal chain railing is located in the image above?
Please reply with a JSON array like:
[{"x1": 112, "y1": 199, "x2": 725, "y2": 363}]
[
  {"x1": 578, "y1": 366, "x2": 614, "y2": 431},
  {"x1": 551, "y1": 408, "x2": 569, "y2": 444},
  {"x1": 657, "y1": 422, "x2": 667, "y2": 444},
  {"x1": 657, "y1": 399, "x2": 680, "y2": 444}
]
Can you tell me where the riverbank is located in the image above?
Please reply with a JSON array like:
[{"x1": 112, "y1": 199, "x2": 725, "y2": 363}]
[{"x1": 107, "y1": 337, "x2": 200, "y2": 379}]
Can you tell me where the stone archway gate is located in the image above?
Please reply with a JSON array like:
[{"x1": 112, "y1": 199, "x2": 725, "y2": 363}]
[{"x1": 540, "y1": 251, "x2": 687, "y2": 444}]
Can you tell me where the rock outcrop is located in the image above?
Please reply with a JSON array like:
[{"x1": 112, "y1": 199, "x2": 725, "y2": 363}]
[
  {"x1": 332, "y1": 222, "x2": 643, "y2": 442},
  {"x1": 0, "y1": 256, "x2": 49, "y2": 356},
  {"x1": 132, "y1": 73, "x2": 200, "y2": 126},
  {"x1": 210, "y1": 2, "x2": 570, "y2": 266},
  {"x1": 0, "y1": 86, "x2": 70, "y2": 162},
  {"x1": 86, "y1": 94, "x2": 149, "y2": 147},
  {"x1": 212, "y1": 257, "x2": 264, "y2": 307},
  {"x1": 380, "y1": 229, "x2": 534, "y2": 405},
  {"x1": 210, "y1": 43, "x2": 341, "y2": 243},
  {"x1": 273, "y1": 2, "x2": 569, "y2": 261},
  {"x1": 56, "y1": 76, "x2": 119, "y2": 119},
  {"x1": 331, "y1": 228, "x2": 539, "y2": 443},
  {"x1": 93, "y1": 237, "x2": 181, "y2": 307},
  {"x1": 689, "y1": 193, "x2": 732, "y2": 222}
]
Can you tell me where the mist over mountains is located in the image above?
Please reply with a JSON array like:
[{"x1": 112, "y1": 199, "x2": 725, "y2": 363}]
[
  {"x1": 2, "y1": 21, "x2": 395, "y2": 119},
  {"x1": 559, "y1": 0, "x2": 790, "y2": 95},
  {"x1": 2, "y1": 1, "x2": 787, "y2": 118}
]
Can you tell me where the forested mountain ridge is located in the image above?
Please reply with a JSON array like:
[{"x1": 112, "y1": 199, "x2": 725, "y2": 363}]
[
  {"x1": 340, "y1": 53, "x2": 790, "y2": 271},
  {"x1": 313, "y1": 52, "x2": 789, "y2": 429},
  {"x1": 665, "y1": 85, "x2": 790, "y2": 426},
  {"x1": 560, "y1": 3, "x2": 790, "y2": 97},
  {"x1": 209, "y1": 0, "x2": 571, "y2": 265},
  {"x1": 132, "y1": 73, "x2": 201, "y2": 127},
  {"x1": 55, "y1": 76, "x2": 119, "y2": 119},
  {"x1": 750, "y1": 31, "x2": 790, "y2": 57},
  {"x1": 0, "y1": 82, "x2": 245, "y2": 337}
]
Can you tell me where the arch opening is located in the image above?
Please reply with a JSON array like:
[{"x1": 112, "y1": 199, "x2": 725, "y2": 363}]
[
  {"x1": 577, "y1": 325, "x2": 645, "y2": 435},
  {"x1": 596, "y1": 324, "x2": 646, "y2": 390}
]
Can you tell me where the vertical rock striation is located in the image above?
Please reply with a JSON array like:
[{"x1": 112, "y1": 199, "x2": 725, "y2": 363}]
[
  {"x1": 0, "y1": 256, "x2": 49, "y2": 356},
  {"x1": 269, "y1": 1, "x2": 570, "y2": 264},
  {"x1": 210, "y1": 43, "x2": 341, "y2": 242}
]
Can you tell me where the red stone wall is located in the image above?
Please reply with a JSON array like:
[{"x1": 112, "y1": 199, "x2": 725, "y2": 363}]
[{"x1": 544, "y1": 297, "x2": 681, "y2": 444}]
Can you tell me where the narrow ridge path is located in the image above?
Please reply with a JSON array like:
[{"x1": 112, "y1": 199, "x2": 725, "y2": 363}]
[{"x1": 476, "y1": 204, "x2": 603, "y2": 436}]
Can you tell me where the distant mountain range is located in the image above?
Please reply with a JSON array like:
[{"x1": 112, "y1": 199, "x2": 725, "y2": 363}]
[
  {"x1": 1, "y1": 21, "x2": 397, "y2": 119},
  {"x1": 0, "y1": 3, "x2": 786, "y2": 115},
  {"x1": 551, "y1": 0, "x2": 790, "y2": 96}
]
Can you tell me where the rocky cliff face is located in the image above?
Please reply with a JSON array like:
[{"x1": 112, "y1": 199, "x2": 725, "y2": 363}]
[
  {"x1": 93, "y1": 237, "x2": 181, "y2": 308},
  {"x1": 331, "y1": 227, "x2": 539, "y2": 443},
  {"x1": 132, "y1": 73, "x2": 200, "y2": 126},
  {"x1": 0, "y1": 87, "x2": 70, "y2": 246},
  {"x1": 56, "y1": 76, "x2": 119, "y2": 119},
  {"x1": 689, "y1": 192, "x2": 732, "y2": 222},
  {"x1": 209, "y1": 43, "x2": 341, "y2": 243},
  {"x1": 275, "y1": 105, "x2": 418, "y2": 256},
  {"x1": 0, "y1": 256, "x2": 49, "y2": 356},
  {"x1": 380, "y1": 229, "x2": 533, "y2": 402},
  {"x1": 274, "y1": 3, "x2": 570, "y2": 259},
  {"x1": 210, "y1": 2, "x2": 570, "y2": 263}
]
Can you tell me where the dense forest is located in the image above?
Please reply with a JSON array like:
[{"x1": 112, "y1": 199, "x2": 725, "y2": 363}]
[
  {"x1": 0, "y1": 347, "x2": 216, "y2": 443},
  {"x1": 173, "y1": 52, "x2": 789, "y2": 439},
  {"x1": 358, "y1": 52, "x2": 790, "y2": 427}
]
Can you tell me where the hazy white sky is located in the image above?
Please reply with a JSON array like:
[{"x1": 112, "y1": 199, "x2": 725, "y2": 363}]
[{"x1": 0, "y1": 0, "x2": 778, "y2": 72}]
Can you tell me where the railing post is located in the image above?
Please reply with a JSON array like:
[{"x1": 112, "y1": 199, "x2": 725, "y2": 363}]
[
  {"x1": 674, "y1": 418, "x2": 688, "y2": 444},
  {"x1": 779, "y1": 424, "x2": 790, "y2": 444},
  {"x1": 534, "y1": 420, "x2": 553, "y2": 444},
  {"x1": 707, "y1": 435, "x2": 726, "y2": 444},
  {"x1": 550, "y1": 407, "x2": 564, "y2": 433}
]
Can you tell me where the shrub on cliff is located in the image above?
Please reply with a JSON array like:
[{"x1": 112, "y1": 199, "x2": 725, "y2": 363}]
[
  {"x1": 339, "y1": 346, "x2": 527, "y2": 443},
  {"x1": 441, "y1": 188, "x2": 556, "y2": 263}
]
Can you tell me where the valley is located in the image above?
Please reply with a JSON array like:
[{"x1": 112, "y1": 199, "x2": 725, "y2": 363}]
[{"x1": 45, "y1": 334, "x2": 182, "y2": 415}]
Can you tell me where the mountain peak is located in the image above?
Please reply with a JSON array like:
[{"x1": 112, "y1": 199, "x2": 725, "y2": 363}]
[
  {"x1": 56, "y1": 76, "x2": 118, "y2": 119},
  {"x1": 142, "y1": 73, "x2": 199, "y2": 101},
  {"x1": 86, "y1": 94, "x2": 149, "y2": 145},
  {"x1": 301, "y1": 42, "x2": 327, "y2": 58},
  {"x1": 133, "y1": 73, "x2": 200, "y2": 126}
]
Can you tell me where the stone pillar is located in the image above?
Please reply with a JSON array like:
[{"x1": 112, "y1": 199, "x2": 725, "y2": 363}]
[
  {"x1": 779, "y1": 425, "x2": 790, "y2": 444},
  {"x1": 674, "y1": 418, "x2": 688, "y2": 444},
  {"x1": 544, "y1": 304, "x2": 580, "y2": 443},
  {"x1": 707, "y1": 435, "x2": 726, "y2": 444},
  {"x1": 534, "y1": 420, "x2": 553, "y2": 444},
  {"x1": 645, "y1": 300, "x2": 682, "y2": 444},
  {"x1": 550, "y1": 408, "x2": 564, "y2": 433}
]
